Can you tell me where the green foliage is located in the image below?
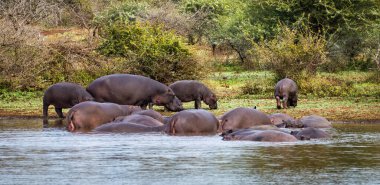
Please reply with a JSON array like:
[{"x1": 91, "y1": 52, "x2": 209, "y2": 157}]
[
  {"x1": 246, "y1": 0, "x2": 380, "y2": 69},
  {"x1": 92, "y1": 1, "x2": 148, "y2": 28},
  {"x1": 98, "y1": 21, "x2": 204, "y2": 83},
  {"x1": 241, "y1": 80, "x2": 274, "y2": 96},
  {"x1": 250, "y1": 26, "x2": 328, "y2": 81}
]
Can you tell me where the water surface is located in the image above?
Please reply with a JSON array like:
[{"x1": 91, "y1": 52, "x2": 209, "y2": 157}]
[{"x1": 0, "y1": 118, "x2": 379, "y2": 185}]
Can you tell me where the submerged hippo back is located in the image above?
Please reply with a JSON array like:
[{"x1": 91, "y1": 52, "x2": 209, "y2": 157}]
[
  {"x1": 220, "y1": 107, "x2": 272, "y2": 131},
  {"x1": 66, "y1": 101, "x2": 138, "y2": 131},
  {"x1": 167, "y1": 109, "x2": 218, "y2": 135}
]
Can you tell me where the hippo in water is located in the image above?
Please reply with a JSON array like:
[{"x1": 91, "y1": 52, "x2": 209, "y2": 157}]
[
  {"x1": 94, "y1": 121, "x2": 165, "y2": 133},
  {"x1": 169, "y1": 80, "x2": 217, "y2": 109},
  {"x1": 113, "y1": 114, "x2": 164, "y2": 127},
  {"x1": 43, "y1": 82, "x2": 93, "y2": 118},
  {"x1": 86, "y1": 74, "x2": 183, "y2": 111},
  {"x1": 274, "y1": 78, "x2": 298, "y2": 109},
  {"x1": 166, "y1": 109, "x2": 219, "y2": 136},
  {"x1": 222, "y1": 129, "x2": 297, "y2": 142},
  {"x1": 290, "y1": 128, "x2": 331, "y2": 140},
  {"x1": 269, "y1": 113, "x2": 296, "y2": 127},
  {"x1": 220, "y1": 107, "x2": 272, "y2": 132},
  {"x1": 284, "y1": 115, "x2": 332, "y2": 128},
  {"x1": 66, "y1": 101, "x2": 141, "y2": 132}
]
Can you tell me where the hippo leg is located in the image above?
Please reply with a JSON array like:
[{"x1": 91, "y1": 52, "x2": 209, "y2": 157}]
[
  {"x1": 55, "y1": 107, "x2": 64, "y2": 118},
  {"x1": 282, "y1": 95, "x2": 288, "y2": 109},
  {"x1": 276, "y1": 96, "x2": 281, "y2": 109},
  {"x1": 43, "y1": 103, "x2": 49, "y2": 118},
  {"x1": 195, "y1": 99, "x2": 202, "y2": 109}
]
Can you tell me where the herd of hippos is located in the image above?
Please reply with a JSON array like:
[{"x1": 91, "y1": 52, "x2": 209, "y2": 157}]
[{"x1": 42, "y1": 74, "x2": 333, "y2": 142}]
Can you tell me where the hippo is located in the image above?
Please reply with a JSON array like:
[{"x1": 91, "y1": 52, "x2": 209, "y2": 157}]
[
  {"x1": 284, "y1": 115, "x2": 332, "y2": 128},
  {"x1": 269, "y1": 113, "x2": 296, "y2": 127},
  {"x1": 290, "y1": 128, "x2": 331, "y2": 140},
  {"x1": 130, "y1": 109, "x2": 164, "y2": 123},
  {"x1": 66, "y1": 101, "x2": 142, "y2": 132},
  {"x1": 222, "y1": 129, "x2": 297, "y2": 142},
  {"x1": 94, "y1": 121, "x2": 165, "y2": 133},
  {"x1": 220, "y1": 107, "x2": 272, "y2": 132},
  {"x1": 274, "y1": 78, "x2": 298, "y2": 109},
  {"x1": 166, "y1": 109, "x2": 219, "y2": 135},
  {"x1": 43, "y1": 82, "x2": 94, "y2": 118},
  {"x1": 113, "y1": 114, "x2": 164, "y2": 127},
  {"x1": 86, "y1": 74, "x2": 183, "y2": 111},
  {"x1": 169, "y1": 80, "x2": 217, "y2": 109}
]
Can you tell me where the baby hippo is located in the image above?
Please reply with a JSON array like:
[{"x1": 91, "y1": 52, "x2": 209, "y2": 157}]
[
  {"x1": 169, "y1": 80, "x2": 217, "y2": 110},
  {"x1": 43, "y1": 82, "x2": 93, "y2": 118}
]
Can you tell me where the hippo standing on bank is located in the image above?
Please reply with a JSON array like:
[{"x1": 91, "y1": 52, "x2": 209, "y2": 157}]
[
  {"x1": 86, "y1": 74, "x2": 183, "y2": 111},
  {"x1": 66, "y1": 101, "x2": 142, "y2": 132},
  {"x1": 220, "y1": 107, "x2": 272, "y2": 132},
  {"x1": 274, "y1": 78, "x2": 298, "y2": 109},
  {"x1": 43, "y1": 82, "x2": 94, "y2": 118},
  {"x1": 169, "y1": 80, "x2": 217, "y2": 109},
  {"x1": 166, "y1": 109, "x2": 219, "y2": 135}
]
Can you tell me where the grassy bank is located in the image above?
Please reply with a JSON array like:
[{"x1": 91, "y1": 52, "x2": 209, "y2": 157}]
[{"x1": 0, "y1": 70, "x2": 379, "y2": 121}]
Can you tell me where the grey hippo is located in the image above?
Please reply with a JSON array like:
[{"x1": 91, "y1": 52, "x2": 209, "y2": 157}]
[
  {"x1": 274, "y1": 78, "x2": 298, "y2": 109},
  {"x1": 86, "y1": 74, "x2": 183, "y2": 111},
  {"x1": 43, "y1": 82, "x2": 93, "y2": 118},
  {"x1": 169, "y1": 80, "x2": 217, "y2": 109}
]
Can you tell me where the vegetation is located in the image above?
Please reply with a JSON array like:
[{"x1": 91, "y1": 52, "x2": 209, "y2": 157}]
[{"x1": 0, "y1": 0, "x2": 379, "y2": 120}]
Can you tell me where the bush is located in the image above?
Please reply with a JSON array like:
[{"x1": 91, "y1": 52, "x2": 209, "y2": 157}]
[
  {"x1": 250, "y1": 26, "x2": 328, "y2": 81},
  {"x1": 98, "y1": 21, "x2": 204, "y2": 83}
]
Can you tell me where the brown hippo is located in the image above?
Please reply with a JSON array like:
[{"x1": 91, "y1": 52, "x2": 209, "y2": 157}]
[
  {"x1": 274, "y1": 78, "x2": 298, "y2": 109},
  {"x1": 284, "y1": 115, "x2": 332, "y2": 128},
  {"x1": 169, "y1": 80, "x2": 217, "y2": 109},
  {"x1": 66, "y1": 101, "x2": 141, "y2": 132},
  {"x1": 222, "y1": 129, "x2": 297, "y2": 142},
  {"x1": 131, "y1": 109, "x2": 164, "y2": 123},
  {"x1": 220, "y1": 107, "x2": 272, "y2": 132},
  {"x1": 43, "y1": 82, "x2": 94, "y2": 118},
  {"x1": 290, "y1": 128, "x2": 331, "y2": 140},
  {"x1": 86, "y1": 74, "x2": 183, "y2": 111},
  {"x1": 94, "y1": 122, "x2": 165, "y2": 133},
  {"x1": 113, "y1": 114, "x2": 164, "y2": 127},
  {"x1": 269, "y1": 113, "x2": 296, "y2": 127},
  {"x1": 166, "y1": 109, "x2": 219, "y2": 136}
]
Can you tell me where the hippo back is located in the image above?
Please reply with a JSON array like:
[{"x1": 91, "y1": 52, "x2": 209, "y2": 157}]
[
  {"x1": 220, "y1": 107, "x2": 272, "y2": 131},
  {"x1": 87, "y1": 74, "x2": 174, "y2": 106},
  {"x1": 167, "y1": 109, "x2": 218, "y2": 135}
]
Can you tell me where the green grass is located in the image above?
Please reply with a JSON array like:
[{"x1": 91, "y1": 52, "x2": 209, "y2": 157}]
[{"x1": 0, "y1": 70, "x2": 379, "y2": 121}]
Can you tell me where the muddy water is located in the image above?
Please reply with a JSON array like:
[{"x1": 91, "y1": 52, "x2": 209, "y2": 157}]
[{"x1": 0, "y1": 118, "x2": 379, "y2": 185}]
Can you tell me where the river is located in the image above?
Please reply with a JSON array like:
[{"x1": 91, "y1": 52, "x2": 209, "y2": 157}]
[{"x1": 0, "y1": 118, "x2": 379, "y2": 185}]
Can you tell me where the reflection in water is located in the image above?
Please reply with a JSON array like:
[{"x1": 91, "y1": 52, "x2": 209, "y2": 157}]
[{"x1": 0, "y1": 119, "x2": 379, "y2": 185}]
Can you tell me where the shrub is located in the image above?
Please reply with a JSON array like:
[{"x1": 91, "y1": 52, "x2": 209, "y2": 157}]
[
  {"x1": 250, "y1": 26, "x2": 328, "y2": 81},
  {"x1": 97, "y1": 21, "x2": 204, "y2": 83}
]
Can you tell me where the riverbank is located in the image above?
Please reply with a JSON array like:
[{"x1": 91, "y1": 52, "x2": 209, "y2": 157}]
[{"x1": 1, "y1": 94, "x2": 379, "y2": 122}]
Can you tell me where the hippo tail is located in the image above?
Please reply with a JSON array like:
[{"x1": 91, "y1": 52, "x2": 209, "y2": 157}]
[{"x1": 66, "y1": 109, "x2": 77, "y2": 131}]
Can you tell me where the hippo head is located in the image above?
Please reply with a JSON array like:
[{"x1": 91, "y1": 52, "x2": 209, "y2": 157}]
[
  {"x1": 78, "y1": 91, "x2": 94, "y2": 103},
  {"x1": 220, "y1": 118, "x2": 234, "y2": 132},
  {"x1": 204, "y1": 93, "x2": 218, "y2": 109},
  {"x1": 290, "y1": 130, "x2": 310, "y2": 140},
  {"x1": 284, "y1": 119, "x2": 304, "y2": 128},
  {"x1": 153, "y1": 88, "x2": 183, "y2": 112},
  {"x1": 164, "y1": 96, "x2": 184, "y2": 112}
]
